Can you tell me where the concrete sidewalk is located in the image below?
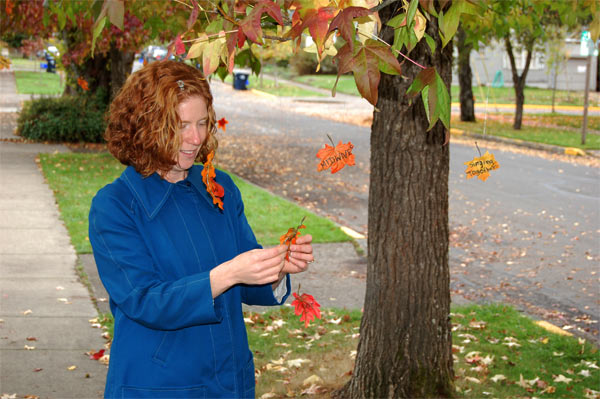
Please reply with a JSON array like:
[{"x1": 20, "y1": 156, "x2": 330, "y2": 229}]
[{"x1": 0, "y1": 71, "x2": 107, "y2": 398}]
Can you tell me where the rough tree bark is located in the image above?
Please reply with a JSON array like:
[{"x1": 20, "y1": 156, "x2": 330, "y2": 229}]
[
  {"x1": 109, "y1": 45, "x2": 135, "y2": 101},
  {"x1": 457, "y1": 25, "x2": 475, "y2": 122},
  {"x1": 504, "y1": 36, "x2": 533, "y2": 130},
  {"x1": 335, "y1": 2, "x2": 454, "y2": 398}
]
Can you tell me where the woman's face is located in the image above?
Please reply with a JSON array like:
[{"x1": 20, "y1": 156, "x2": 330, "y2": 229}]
[{"x1": 166, "y1": 95, "x2": 209, "y2": 182}]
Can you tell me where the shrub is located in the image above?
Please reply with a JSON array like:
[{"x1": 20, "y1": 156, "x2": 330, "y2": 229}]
[
  {"x1": 290, "y1": 49, "x2": 338, "y2": 76},
  {"x1": 17, "y1": 89, "x2": 108, "y2": 143}
]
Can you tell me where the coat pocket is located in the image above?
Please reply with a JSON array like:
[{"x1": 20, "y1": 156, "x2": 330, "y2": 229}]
[
  {"x1": 152, "y1": 330, "x2": 178, "y2": 366},
  {"x1": 121, "y1": 385, "x2": 205, "y2": 398}
]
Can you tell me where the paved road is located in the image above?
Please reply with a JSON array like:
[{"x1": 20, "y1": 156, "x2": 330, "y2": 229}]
[{"x1": 212, "y1": 81, "x2": 600, "y2": 340}]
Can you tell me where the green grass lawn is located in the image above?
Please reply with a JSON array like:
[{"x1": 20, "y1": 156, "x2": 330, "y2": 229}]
[
  {"x1": 247, "y1": 304, "x2": 598, "y2": 398},
  {"x1": 95, "y1": 302, "x2": 598, "y2": 398},
  {"x1": 452, "y1": 85, "x2": 596, "y2": 107},
  {"x1": 14, "y1": 70, "x2": 63, "y2": 95},
  {"x1": 223, "y1": 74, "x2": 326, "y2": 97},
  {"x1": 39, "y1": 153, "x2": 350, "y2": 254},
  {"x1": 290, "y1": 74, "x2": 595, "y2": 107},
  {"x1": 294, "y1": 74, "x2": 360, "y2": 97},
  {"x1": 10, "y1": 57, "x2": 44, "y2": 70},
  {"x1": 452, "y1": 118, "x2": 600, "y2": 150}
]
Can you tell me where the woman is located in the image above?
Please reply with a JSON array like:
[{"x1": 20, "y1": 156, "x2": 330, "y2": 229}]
[{"x1": 89, "y1": 60, "x2": 313, "y2": 398}]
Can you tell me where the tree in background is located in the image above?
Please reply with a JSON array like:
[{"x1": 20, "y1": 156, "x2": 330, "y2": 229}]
[
  {"x1": 455, "y1": 24, "x2": 475, "y2": 122},
  {"x1": 480, "y1": 0, "x2": 595, "y2": 130}
]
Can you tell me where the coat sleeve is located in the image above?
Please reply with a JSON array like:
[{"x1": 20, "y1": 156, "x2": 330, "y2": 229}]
[
  {"x1": 228, "y1": 180, "x2": 291, "y2": 306},
  {"x1": 89, "y1": 191, "x2": 222, "y2": 331}
]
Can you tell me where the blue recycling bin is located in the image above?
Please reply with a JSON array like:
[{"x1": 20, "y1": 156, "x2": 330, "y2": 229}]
[{"x1": 233, "y1": 72, "x2": 249, "y2": 90}]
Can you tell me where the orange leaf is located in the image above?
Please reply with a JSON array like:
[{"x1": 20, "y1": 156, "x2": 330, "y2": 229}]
[
  {"x1": 77, "y1": 77, "x2": 89, "y2": 91},
  {"x1": 292, "y1": 292, "x2": 321, "y2": 328},
  {"x1": 201, "y1": 150, "x2": 224, "y2": 210},
  {"x1": 217, "y1": 117, "x2": 228, "y2": 131},
  {"x1": 279, "y1": 216, "x2": 306, "y2": 261},
  {"x1": 316, "y1": 140, "x2": 355, "y2": 174},
  {"x1": 464, "y1": 151, "x2": 500, "y2": 182}
]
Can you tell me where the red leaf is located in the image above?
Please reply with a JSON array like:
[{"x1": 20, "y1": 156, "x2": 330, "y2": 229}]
[
  {"x1": 217, "y1": 117, "x2": 228, "y2": 131},
  {"x1": 174, "y1": 35, "x2": 186, "y2": 55},
  {"x1": 186, "y1": 0, "x2": 200, "y2": 30},
  {"x1": 333, "y1": 40, "x2": 401, "y2": 105},
  {"x1": 303, "y1": 7, "x2": 337, "y2": 58},
  {"x1": 316, "y1": 139, "x2": 355, "y2": 174},
  {"x1": 89, "y1": 349, "x2": 105, "y2": 360},
  {"x1": 292, "y1": 292, "x2": 321, "y2": 328},
  {"x1": 327, "y1": 6, "x2": 372, "y2": 52},
  {"x1": 256, "y1": 0, "x2": 284, "y2": 26},
  {"x1": 5, "y1": 0, "x2": 14, "y2": 15}
]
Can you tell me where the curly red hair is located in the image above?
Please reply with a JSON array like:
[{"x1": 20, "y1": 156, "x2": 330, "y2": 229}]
[{"x1": 105, "y1": 60, "x2": 218, "y2": 177}]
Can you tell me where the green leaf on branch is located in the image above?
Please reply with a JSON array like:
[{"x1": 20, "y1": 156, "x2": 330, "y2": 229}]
[
  {"x1": 426, "y1": 70, "x2": 450, "y2": 130},
  {"x1": 424, "y1": 33, "x2": 436, "y2": 54},
  {"x1": 91, "y1": 16, "x2": 106, "y2": 57},
  {"x1": 439, "y1": 1, "x2": 461, "y2": 47},
  {"x1": 406, "y1": 67, "x2": 436, "y2": 97},
  {"x1": 406, "y1": 0, "x2": 420, "y2": 29}
]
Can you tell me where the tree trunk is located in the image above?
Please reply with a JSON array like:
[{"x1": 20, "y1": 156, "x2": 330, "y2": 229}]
[
  {"x1": 336, "y1": 3, "x2": 453, "y2": 398},
  {"x1": 504, "y1": 36, "x2": 533, "y2": 130},
  {"x1": 457, "y1": 25, "x2": 475, "y2": 122},
  {"x1": 110, "y1": 46, "x2": 135, "y2": 101}
]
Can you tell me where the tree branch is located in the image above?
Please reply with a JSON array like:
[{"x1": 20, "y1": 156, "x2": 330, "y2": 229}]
[
  {"x1": 503, "y1": 36, "x2": 519, "y2": 85},
  {"x1": 370, "y1": 0, "x2": 402, "y2": 13}
]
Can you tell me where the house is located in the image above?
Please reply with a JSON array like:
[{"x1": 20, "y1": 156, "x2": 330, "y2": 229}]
[{"x1": 454, "y1": 33, "x2": 598, "y2": 92}]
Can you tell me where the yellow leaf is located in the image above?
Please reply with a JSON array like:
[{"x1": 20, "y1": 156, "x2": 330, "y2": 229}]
[
  {"x1": 553, "y1": 374, "x2": 573, "y2": 383},
  {"x1": 490, "y1": 374, "x2": 506, "y2": 383},
  {"x1": 535, "y1": 320, "x2": 573, "y2": 336},
  {"x1": 464, "y1": 151, "x2": 499, "y2": 181},
  {"x1": 186, "y1": 33, "x2": 209, "y2": 60},
  {"x1": 67, "y1": 365, "x2": 77, "y2": 371},
  {"x1": 303, "y1": 374, "x2": 323, "y2": 386}
]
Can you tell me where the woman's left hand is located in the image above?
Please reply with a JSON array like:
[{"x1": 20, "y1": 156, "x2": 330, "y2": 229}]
[{"x1": 281, "y1": 234, "x2": 313, "y2": 275}]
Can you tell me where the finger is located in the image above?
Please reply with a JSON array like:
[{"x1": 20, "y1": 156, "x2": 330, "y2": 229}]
[
  {"x1": 289, "y1": 243, "x2": 313, "y2": 254},
  {"x1": 293, "y1": 234, "x2": 312, "y2": 245},
  {"x1": 289, "y1": 251, "x2": 314, "y2": 263}
]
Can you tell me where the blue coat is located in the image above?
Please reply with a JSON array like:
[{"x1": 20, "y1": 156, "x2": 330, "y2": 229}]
[{"x1": 89, "y1": 165, "x2": 291, "y2": 398}]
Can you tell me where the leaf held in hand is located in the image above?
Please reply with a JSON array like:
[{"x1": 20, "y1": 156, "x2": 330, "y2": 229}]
[
  {"x1": 464, "y1": 151, "x2": 499, "y2": 181},
  {"x1": 292, "y1": 292, "x2": 321, "y2": 328},
  {"x1": 279, "y1": 216, "x2": 306, "y2": 261},
  {"x1": 202, "y1": 150, "x2": 224, "y2": 210},
  {"x1": 316, "y1": 138, "x2": 355, "y2": 174}
]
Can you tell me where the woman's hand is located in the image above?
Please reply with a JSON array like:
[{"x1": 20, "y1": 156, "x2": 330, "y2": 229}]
[
  {"x1": 210, "y1": 245, "x2": 287, "y2": 298},
  {"x1": 281, "y1": 234, "x2": 314, "y2": 276}
]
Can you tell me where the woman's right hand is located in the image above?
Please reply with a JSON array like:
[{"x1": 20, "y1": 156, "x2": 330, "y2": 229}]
[{"x1": 210, "y1": 245, "x2": 287, "y2": 298}]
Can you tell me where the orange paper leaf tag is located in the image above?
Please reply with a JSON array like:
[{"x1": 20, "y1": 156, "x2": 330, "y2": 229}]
[
  {"x1": 292, "y1": 292, "x2": 321, "y2": 328},
  {"x1": 464, "y1": 151, "x2": 499, "y2": 181},
  {"x1": 316, "y1": 140, "x2": 355, "y2": 174},
  {"x1": 202, "y1": 150, "x2": 224, "y2": 209}
]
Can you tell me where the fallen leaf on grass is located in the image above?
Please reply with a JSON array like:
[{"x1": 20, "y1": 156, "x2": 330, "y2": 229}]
[
  {"x1": 300, "y1": 384, "x2": 323, "y2": 395},
  {"x1": 303, "y1": 374, "x2": 323, "y2": 386},
  {"x1": 553, "y1": 374, "x2": 573, "y2": 383},
  {"x1": 287, "y1": 358, "x2": 311, "y2": 368},
  {"x1": 579, "y1": 369, "x2": 592, "y2": 377},
  {"x1": 490, "y1": 374, "x2": 506, "y2": 383},
  {"x1": 584, "y1": 388, "x2": 600, "y2": 399},
  {"x1": 464, "y1": 376, "x2": 481, "y2": 384},
  {"x1": 259, "y1": 392, "x2": 277, "y2": 399}
]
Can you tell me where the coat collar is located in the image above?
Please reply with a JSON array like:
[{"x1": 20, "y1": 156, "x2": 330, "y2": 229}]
[{"x1": 121, "y1": 165, "x2": 216, "y2": 220}]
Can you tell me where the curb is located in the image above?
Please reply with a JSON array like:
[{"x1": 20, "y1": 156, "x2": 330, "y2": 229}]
[{"x1": 450, "y1": 128, "x2": 599, "y2": 159}]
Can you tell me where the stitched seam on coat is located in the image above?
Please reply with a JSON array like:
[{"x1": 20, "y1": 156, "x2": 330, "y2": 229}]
[
  {"x1": 208, "y1": 325, "x2": 236, "y2": 394},
  {"x1": 123, "y1": 172, "x2": 173, "y2": 220},
  {"x1": 172, "y1": 194, "x2": 203, "y2": 271}
]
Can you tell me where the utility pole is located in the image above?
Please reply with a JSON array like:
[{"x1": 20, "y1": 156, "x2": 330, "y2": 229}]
[{"x1": 581, "y1": 53, "x2": 591, "y2": 145}]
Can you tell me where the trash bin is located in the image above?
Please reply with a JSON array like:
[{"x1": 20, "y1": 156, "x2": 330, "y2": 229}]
[
  {"x1": 233, "y1": 72, "x2": 249, "y2": 90},
  {"x1": 45, "y1": 54, "x2": 56, "y2": 73}
]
